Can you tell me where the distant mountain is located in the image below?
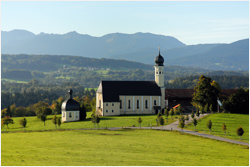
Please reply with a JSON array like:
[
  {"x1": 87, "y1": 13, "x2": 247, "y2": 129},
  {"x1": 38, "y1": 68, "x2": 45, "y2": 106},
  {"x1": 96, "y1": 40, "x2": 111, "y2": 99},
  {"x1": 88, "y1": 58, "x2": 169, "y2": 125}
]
[
  {"x1": 112, "y1": 44, "x2": 221, "y2": 65},
  {"x1": 2, "y1": 29, "x2": 248, "y2": 71},
  {"x1": 1, "y1": 30, "x2": 186, "y2": 58},
  {"x1": 167, "y1": 39, "x2": 249, "y2": 71}
]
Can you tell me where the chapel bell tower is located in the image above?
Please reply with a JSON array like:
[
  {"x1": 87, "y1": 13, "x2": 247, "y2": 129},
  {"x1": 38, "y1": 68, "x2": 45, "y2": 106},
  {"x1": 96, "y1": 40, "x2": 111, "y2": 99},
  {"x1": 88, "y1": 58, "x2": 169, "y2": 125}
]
[{"x1": 154, "y1": 48, "x2": 165, "y2": 109}]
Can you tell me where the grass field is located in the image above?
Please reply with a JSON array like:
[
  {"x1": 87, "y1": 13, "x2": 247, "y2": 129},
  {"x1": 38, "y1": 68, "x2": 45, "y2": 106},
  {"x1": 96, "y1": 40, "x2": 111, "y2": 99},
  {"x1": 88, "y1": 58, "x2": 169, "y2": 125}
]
[
  {"x1": 1, "y1": 113, "x2": 176, "y2": 132},
  {"x1": 1, "y1": 78, "x2": 29, "y2": 83},
  {"x1": 1, "y1": 129, "x2": 249, "y2": 166},
  {"x1": 185, "y1": 113, "x2": 249, "y2": 142}
]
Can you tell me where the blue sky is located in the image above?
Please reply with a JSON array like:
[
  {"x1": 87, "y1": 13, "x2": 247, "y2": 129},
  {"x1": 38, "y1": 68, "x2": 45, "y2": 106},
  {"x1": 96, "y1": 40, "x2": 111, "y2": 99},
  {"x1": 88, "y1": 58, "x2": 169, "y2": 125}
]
[{"x1": 1, "y1": 1, "x2": 249, "y2": 45}]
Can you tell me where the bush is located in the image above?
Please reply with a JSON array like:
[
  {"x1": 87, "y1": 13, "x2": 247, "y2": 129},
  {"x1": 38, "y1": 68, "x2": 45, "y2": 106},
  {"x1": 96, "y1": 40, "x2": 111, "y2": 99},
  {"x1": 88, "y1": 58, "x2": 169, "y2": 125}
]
[
  {"x1": 236, "y1": 127, "x2": 244, "y2": 140},
  {"x1": 19, "y1": 118, "x2": 27, "y2": 128}
]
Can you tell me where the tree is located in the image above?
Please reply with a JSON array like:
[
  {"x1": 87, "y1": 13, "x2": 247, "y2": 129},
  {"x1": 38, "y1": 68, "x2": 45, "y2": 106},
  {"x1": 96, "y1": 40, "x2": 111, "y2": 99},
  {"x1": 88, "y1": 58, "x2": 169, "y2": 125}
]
[
  {"x1": 91, "y1": 114, "x2": 97, "y2": 128},
  {"x1": 177, "y1": 104, "x2": 183, "y2": 115},
  {"x1": 36, "y1": 106, "x2": 52, "y2": 118},
  {"x1": 193, "y1": 118, "x2": 198, "y2": 131},
  {"x1": 19, "y1": 118, "x2": 27, "y2": 129},
  {"x1": 157, "y1": 113, "x2": 162, "y2": 119},
  {"x1": 159, "y1": 116, "x2": 165, "y2": 129},
  {"x1": 169, "y1": 109, "x2": 174, "y2": 119},
  {"x1": 204, "y1": 103, "x2": 209, "y2": 113},
  {"x1": 2, "y1": 116, "x2": 14, "y2": 129},
  {"x1": 222, "y1": 123, "x2": 227, "y2": 136},
  {"x1": 57, "y1": 117, "x2": 61, "y2": 128},
  {"x1": 209, "y1": 104, "x2": 213, "y2": 113},
  {"x1": 192, "y1": 75, "x2": 220, "y2": 110},
  {"x1": 52, "y1": 115, "x2": 57, "y2": 129},
  {"x1": 207, "y1": 119, "x2": 212, "y2": 133},
  {"x1": 164, "y1": 108, "x2": 169, "y2": 119},
  {"x1": 199, "y1": 106, "x2": 204, "y2": 116},
  {"x1": 222, "y1": 88, "x2": 249, "y2": 114},
  {"x1": 236, "y1": 127, "x2": 244, "y2": 140},
  {"x1": 95, "y1": 115, "x2": 100, "y2": 128},
  {"x1": 79, "y1": 104, "x2": 87, "y2": 120},
  {"x1": 191, "y1": 110, "x2": 195, "y2": 120},
  {"x1": 196, "y1": 110, "x2": 200, "y2": 118},
  {"x1": 6, "y1": 106, "x2": 12, "y2": 117},
  {"x1": 179, "y1": 114, "x2": 185, "y2": 124},
  {"x1": 137, "y1": 117, "x2": 142, "y2": 129},
  {"x1": 179, "y1": 120, "x2": 185, "y2": 133},
  {"x1": 40, "y1": 115, "x2": 47, "y2": 126}
]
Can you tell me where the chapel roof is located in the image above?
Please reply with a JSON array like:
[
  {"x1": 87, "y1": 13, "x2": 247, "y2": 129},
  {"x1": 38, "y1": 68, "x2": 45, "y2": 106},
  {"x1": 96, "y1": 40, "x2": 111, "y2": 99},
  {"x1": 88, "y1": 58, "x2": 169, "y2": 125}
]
[
  {"x1": 154, "y1": 50, "x2": 164, "y2": 66},
  {"x1": 61, "y1": 89, "x2": 80, "y2": 111},
  {"x1": 100, "y1": 81, "x2": 162, "y2": 102}
]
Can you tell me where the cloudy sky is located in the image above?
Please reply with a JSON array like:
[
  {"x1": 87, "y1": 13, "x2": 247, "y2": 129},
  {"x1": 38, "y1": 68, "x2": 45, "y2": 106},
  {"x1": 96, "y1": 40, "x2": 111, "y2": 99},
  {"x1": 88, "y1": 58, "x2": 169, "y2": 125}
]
[{"x1": 1, "y1": 1, "x2": 249, "y2": 45}]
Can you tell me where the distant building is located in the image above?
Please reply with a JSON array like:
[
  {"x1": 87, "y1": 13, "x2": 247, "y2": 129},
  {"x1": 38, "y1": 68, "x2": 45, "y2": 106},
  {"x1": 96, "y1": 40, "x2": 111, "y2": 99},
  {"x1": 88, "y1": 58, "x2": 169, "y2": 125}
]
[
  {"x1": 61, "y1": 89, "x2": 80, "y2": 122},
  {"x1": 96, "y1": 49, "x2": 166, "y2": 116}
]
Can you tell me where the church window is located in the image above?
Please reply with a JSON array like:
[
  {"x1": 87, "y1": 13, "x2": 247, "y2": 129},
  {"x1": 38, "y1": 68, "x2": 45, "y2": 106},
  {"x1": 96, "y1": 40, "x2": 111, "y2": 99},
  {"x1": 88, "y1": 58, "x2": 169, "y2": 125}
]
[
  {"x1": 76, "y1": 112, "x2": 78, "y2": 118},
  {"x1": 145, "y1": 100, "x2": 148, "y2": 109},
  {"x1": 128, "y1": 100, "x2": 131, "y2": 109},
  {"x1": 112, "y1": 110, "x2": 114, "y2": 113},
  {"x1": 69, "y1": 112, "x2": 72, "y2": 118},
  {"x1": 106, "y1": 110, "x2": 108, "y2": 113},
  {"x1": 120, "y1": 100, "x2": 122, "y2": 109},
  {"x1": 159, "y1": 71, "x2": 161, "y2": 74},
  {"x1": 137, "y1": 100, "x2": 140, "y2": 109},
  {"x1": 106, "y1": 103, "x2": 108, "y2": 106},
  {"x1": 63, "y1": 112, "x2": 65, "y2": 117},
  {"x1": 156, "y1": 72, "x2": 158, "y2": 74},
  {"x1": 154, "y1": 100, "x2": 157, "y2": 105},
  {"x1": 112, "y1": 103, "x2": 114, "y2": 106}
]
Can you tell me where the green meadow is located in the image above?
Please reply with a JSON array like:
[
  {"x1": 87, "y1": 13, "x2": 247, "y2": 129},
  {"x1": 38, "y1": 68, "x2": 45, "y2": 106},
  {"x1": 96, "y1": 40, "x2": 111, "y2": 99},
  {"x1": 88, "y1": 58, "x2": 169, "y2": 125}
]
[
  {"x1": 1, "y1": 129, "x2": 249, "y2": 166},
  {"x1": 185, "y1": 113, "x2": 249, "y2": 142},
  {"x1": 1, "y1": 113, "x2": 176, "y2": 132}
]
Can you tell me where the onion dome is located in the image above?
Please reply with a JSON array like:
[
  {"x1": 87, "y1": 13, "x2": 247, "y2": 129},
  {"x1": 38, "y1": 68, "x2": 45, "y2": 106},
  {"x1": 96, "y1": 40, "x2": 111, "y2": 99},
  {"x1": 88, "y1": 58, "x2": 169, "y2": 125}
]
[
  {"x1": 154, "y1": 49, "x2": 164, "y2": 66},
  {"x1": 61, "y1": 89, "x2": 80, "y2": 111}
]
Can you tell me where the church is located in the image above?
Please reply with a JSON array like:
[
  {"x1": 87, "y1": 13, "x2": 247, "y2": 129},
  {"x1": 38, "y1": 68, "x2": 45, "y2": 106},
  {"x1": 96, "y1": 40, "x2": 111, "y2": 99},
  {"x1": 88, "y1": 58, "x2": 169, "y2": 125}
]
[{"x1": 96, "y1": 49, "x2": 166, "y2": 116}]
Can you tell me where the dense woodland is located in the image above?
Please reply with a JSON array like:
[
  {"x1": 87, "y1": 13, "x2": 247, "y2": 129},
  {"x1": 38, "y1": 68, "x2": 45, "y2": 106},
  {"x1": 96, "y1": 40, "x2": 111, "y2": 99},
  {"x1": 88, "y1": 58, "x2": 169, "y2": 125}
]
[{"x1": 1, "y1": 54, "x2": 249, "y2": 116}]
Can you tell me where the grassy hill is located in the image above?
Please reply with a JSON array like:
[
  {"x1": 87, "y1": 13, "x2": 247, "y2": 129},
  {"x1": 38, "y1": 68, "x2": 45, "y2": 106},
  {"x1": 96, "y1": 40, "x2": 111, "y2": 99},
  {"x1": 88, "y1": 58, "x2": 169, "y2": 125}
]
[{"x1": 185, "y1": 113, "x2": 249, "y2": 142}]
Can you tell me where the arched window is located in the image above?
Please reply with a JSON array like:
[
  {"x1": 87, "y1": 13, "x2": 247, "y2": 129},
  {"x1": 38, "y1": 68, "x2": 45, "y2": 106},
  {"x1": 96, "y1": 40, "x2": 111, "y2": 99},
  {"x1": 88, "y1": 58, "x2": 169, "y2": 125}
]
[
  {"x1": 112, "y1": 110, "x2": 114, "y2": 113},
  {"x1": 128, "y1": 100, "x2": 131, "y2": 109},
  {"x1": 145, "y1": 100, "x2": 148, "y2": 109},
  {"x1": 106, "y1": 110, "x2": 108, "y2": 113},
  {"x1": 69, "y1": 112, "x2": 72, "y2": 118},
  {"x1": 154, "y1": 100, "x2": 157, "y2": 105},
  {"x1": 159, "y1": 71, "x2": 161, "y2": 74},
  {"x1": 137, "y1": 100, "x2": 140, "y2": 109}
]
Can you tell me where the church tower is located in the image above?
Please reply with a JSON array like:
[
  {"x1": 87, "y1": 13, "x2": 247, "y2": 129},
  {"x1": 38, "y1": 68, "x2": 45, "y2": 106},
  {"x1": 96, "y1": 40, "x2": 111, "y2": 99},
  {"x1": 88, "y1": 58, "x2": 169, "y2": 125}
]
[{"x1": 154, "y1": 48, "x2": 165, "y2": 110}]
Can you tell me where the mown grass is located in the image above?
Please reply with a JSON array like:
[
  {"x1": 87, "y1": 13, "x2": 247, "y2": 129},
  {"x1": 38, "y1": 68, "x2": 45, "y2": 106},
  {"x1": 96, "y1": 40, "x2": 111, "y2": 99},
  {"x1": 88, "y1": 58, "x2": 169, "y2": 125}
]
[
  {"x1": 1, "y1": 113, "x2": 176, "y2": 132},
  {"x1": 185, "y1": 113, "x2": 249, "y2": 142},
  {"x1": 1, "y1": 129, "x2": 248, "y2": 166}
]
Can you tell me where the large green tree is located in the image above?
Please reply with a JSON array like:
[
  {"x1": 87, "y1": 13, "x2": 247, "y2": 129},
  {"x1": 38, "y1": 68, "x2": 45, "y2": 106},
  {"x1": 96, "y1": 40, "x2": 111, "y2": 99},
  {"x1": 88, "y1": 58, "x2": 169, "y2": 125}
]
[
  {"x1": 222, "y1": 88, "x2": 249, "y2": 114},
  {"x1": 192, "y1": 75, "x2": 220, "y2": 110}
]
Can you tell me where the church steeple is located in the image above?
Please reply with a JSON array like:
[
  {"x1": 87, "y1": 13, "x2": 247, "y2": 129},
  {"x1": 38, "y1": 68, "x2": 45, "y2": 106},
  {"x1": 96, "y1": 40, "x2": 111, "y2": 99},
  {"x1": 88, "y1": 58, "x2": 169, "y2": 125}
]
[{"x1": 154, "y1": 48, "x2": 164, "y2": 87}]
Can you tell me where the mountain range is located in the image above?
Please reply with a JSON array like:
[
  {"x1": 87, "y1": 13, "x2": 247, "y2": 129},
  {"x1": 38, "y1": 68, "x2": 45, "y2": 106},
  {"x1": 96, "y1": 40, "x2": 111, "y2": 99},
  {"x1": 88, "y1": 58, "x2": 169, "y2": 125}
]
[{"x1": 1, "y1": 29, "x2": 249, "y2": 71}]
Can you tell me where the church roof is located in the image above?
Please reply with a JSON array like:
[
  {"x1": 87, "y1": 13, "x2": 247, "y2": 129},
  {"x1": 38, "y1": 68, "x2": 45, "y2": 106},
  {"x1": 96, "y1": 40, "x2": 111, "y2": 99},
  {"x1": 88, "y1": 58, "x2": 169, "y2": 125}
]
[
  {"x1": 61, "y1": 89, "x2": 80, "y2": 111},
  {"x1": 100, "y1": 81, "x2": 162, "y2": 102},
  {"x1": 154, "y1": 50, "x2": 164, "y2": 66}
]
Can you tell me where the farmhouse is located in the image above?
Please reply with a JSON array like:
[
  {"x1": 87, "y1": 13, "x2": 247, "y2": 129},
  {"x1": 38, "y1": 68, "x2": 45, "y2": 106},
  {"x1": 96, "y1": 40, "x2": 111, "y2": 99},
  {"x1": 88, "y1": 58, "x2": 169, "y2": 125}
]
[{"x1": 96, "y1": 50, "x2": 166, "y2": 116}]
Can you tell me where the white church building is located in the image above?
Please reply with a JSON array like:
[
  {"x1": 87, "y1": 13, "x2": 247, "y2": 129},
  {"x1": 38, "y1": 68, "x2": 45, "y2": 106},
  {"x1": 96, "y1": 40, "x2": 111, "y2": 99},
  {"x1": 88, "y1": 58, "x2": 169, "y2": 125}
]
[{"x1": 96, "y1": 49, "x2": 166, "y2": 116}]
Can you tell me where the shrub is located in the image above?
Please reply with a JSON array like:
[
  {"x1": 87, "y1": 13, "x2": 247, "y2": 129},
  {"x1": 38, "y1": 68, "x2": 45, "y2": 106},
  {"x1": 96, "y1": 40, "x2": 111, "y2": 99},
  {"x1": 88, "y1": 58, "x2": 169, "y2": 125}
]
[
  {"x1": 19, "y1": 118, "x2": 27, "y2": 128},
  {"x1": 236, "y1": 127, "x2": 244, "y2": 140}
]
